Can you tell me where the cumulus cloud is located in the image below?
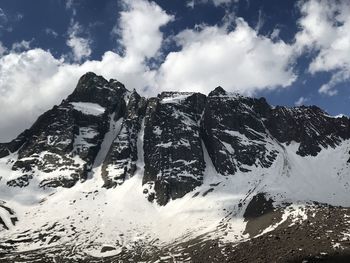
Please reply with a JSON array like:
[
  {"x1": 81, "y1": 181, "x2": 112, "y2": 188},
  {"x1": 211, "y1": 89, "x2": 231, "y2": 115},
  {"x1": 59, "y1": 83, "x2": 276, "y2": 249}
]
[
  {"x1": 0, "y1": 0, "x2": 172, "y2": 142},
  {"x1": 0, "y1": 49, "x2": 63, "y2": 141},
  {"x1": 295, "y1": 0, "x2": 350, "y2": 96},
  {"x1": 11, "y1": 40, "x2": 31, "y2": 52},
  {"x1": 66, "y1": 35, "x2": 91, "y2": 62},
  {"x1": 114, "y1": 0, "x2": 174, "y2": 59},
  {"x1": 0, "y1": 48, "x2": 159, "y2": 142},
  {"x1": 155, "y1": 18, "x2": 297, "y2": 95},
  {"x1": 5, "y1": 0, "x2": 350, "y2": 142},
  {"x1": 294, "y1": 96, "x2": 309, "y2": 106}
]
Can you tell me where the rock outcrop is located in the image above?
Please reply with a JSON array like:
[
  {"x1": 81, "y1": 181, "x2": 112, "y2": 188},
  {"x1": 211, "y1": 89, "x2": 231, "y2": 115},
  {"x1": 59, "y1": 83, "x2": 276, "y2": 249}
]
[{"x1": 0, "y1": 72, "x2": 127, "y2": 188}]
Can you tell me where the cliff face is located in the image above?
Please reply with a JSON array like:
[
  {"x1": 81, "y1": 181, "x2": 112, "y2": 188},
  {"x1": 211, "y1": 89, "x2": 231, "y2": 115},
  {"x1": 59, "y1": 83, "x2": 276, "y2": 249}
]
[{"x1": 1, "y1": 73, "x2": 350, "y2": 204}]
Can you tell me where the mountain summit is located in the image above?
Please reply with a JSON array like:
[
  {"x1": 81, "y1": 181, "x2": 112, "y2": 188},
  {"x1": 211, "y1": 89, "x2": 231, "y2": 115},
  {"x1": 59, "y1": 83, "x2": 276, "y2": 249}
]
[{"x1": 1, "y1": 73, "x2": 350, "y2": 262}]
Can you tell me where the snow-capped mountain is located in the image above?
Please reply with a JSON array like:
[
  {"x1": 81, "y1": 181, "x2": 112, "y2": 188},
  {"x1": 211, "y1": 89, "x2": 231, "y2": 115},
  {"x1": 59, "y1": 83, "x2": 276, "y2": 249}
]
[{"x1": 1, "y1": 72, "x2": 350, "y2": 262}]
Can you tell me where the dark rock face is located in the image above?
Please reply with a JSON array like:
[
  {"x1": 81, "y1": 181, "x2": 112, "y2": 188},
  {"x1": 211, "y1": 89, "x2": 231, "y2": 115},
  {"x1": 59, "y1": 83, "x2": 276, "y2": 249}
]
[
  {"x1": 102, "y1": 90, "x2": 147, "y2": 187},
  {"x1": 67, "y1": 72, "x2": 127, "y2": 112},
  {"x1": 0, "y1": 72, "x2": 127, "y2": 189},
  {"x1": 201, "y1": 87, "x2": 278, "y2": 176},
  {"x1": 0, "y1": 202, "x2": 17, "y2": 231},
  {"x1": 142, "y1": 92, "x2": 207, "y2": 205},
  {"x1": 0, "y1": 131, "x2": 30, "y2": 159},
  {"x1": 202, "y1": 87, "x2": 350, "y2": 177},
  {"x1": 266, "y1": 106, "x2": 350, "y2": 156},
  {"x1": 243, "y1": 193, "x2": 274, "y2": 220}
]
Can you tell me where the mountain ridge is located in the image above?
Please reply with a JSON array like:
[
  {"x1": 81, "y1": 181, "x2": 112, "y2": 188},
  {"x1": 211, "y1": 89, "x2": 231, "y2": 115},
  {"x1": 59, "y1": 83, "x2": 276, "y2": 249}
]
[{"x1": 1, "y1": 72, "x2": 350, "y2": 262}]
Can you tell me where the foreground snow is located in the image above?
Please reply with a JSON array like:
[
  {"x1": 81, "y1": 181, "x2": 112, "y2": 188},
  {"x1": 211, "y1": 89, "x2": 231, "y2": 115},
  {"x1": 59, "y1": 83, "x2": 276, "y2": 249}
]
[{"x1": 0, "y1": 126, "x2": 350, "y2": 257}]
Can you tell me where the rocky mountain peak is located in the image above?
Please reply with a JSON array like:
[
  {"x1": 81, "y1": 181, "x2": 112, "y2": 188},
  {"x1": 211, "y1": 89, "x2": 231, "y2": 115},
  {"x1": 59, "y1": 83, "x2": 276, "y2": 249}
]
[
  {"x1": 108, "y1": 78, "x2": 127, "y2": 92},
  {"x1": 70, "y1": 72, "x2": 108, "y2": 96},
  {"x1": 208, "y1": 86, "x2": 227, "y2": 96},
  {"x1": 67, "y1": 72, "x2": 127, "y2": 112}
]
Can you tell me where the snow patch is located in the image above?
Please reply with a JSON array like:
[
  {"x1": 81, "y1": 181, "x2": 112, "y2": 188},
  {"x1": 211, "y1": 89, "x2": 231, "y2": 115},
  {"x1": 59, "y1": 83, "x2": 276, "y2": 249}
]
[
  {"x1": 161, "y1": 94, "x2": 191, "y2": 104},
  {"x1": 71, "y1": 102, "x2": 105, "y2": 116}
]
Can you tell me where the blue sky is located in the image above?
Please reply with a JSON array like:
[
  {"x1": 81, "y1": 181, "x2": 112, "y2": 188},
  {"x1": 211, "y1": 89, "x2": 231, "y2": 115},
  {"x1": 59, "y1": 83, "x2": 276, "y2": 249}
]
[{"x1": 0, "y1": 0, "x2": 350, "y2": 141}]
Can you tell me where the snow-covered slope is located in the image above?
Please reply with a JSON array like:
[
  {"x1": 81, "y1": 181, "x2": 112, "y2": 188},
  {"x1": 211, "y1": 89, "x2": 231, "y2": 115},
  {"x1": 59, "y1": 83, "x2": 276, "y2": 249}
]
[{"x1": 0, "y1": 73, "x2": 350, "y2": 262}]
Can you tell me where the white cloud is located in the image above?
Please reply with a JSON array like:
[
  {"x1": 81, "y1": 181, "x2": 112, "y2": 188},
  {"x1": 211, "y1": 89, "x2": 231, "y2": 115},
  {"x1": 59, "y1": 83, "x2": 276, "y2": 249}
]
[
  {"x1": 0, "y1": 49, "x2": 64, "y2": 141},
  {"x1": 66, "y1": 22, "x2": 92, "y2": 62},
  {"x1": 0, "y1": 0, "x2": 302, "y2": 142},
  {"x1": 186, "y1": 0, "x2": 236, "y2": 8},
  {"x1": 65, "y1": 0, "x2": 77, "y2": 16},
  {"x1": 295, "y1": 0, "x2": 350, "y2": 96},
  {"x1": 211, "y1": 0, "x2": 234, "y2": 6},
  {"x1": 115, "y1": 0, "x2": 174, "y2": 59},
  {"x1": 186, "y1": 0, "x2": 195, "y2": 9},
  {"x1": 66, "y1": 0, "x2": 74, "y2": 9},
  {"x1": 255, "y1": 9, "x2": 264, "y2": 33},
  {"x1": 66, "y1": 36, "x2": 91, "y2": 62},
  {"x1": 11, "y1": 40, "x2": 31, "y2": 52},
  {"x1": 0, "y1": 8, "x2": 8, "y2": 25},
  {"x1": 294, "y1": 96, "x2": 309, "y2": 106},
  {"x1": 155, "y1": 18, "x2": 297, "y2": 95},
  {"x1": 0, "y1": 0, "x2": 172, "y2": 142},
  {"x1": 0, "y1": 41, "x2": 7, "y2": 56},
  {"x1": 45, "y1": 28, "x2": 58, "y2": 38},
  {"x1": 10, "y1": 0, "x2": 350, "y2": 142},
  {"x1": 270, "y1": 28, "x2": 280, "y2": 40},
  {"x1": 15, "y1": 13, "x2": 23, "y2": 21},
  {"x1": 0, "y1": 48, "x2": 159, "y2": 142}
]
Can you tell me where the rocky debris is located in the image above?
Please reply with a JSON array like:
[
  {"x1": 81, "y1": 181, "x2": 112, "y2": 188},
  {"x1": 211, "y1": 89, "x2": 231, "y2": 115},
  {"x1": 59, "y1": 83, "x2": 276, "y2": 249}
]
[
  {"x1": 102, "y1": 90, "x2": 147, "y2": 187},
  {"x1": 2, "y1": 205, "x2": 350, "y2": 263},
  {"x1": 142, "y1": 92, "x2": 207, "y2": 205},
  {"x1": 225, "y1": 205, "x2": 350, "y2": 263}
]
